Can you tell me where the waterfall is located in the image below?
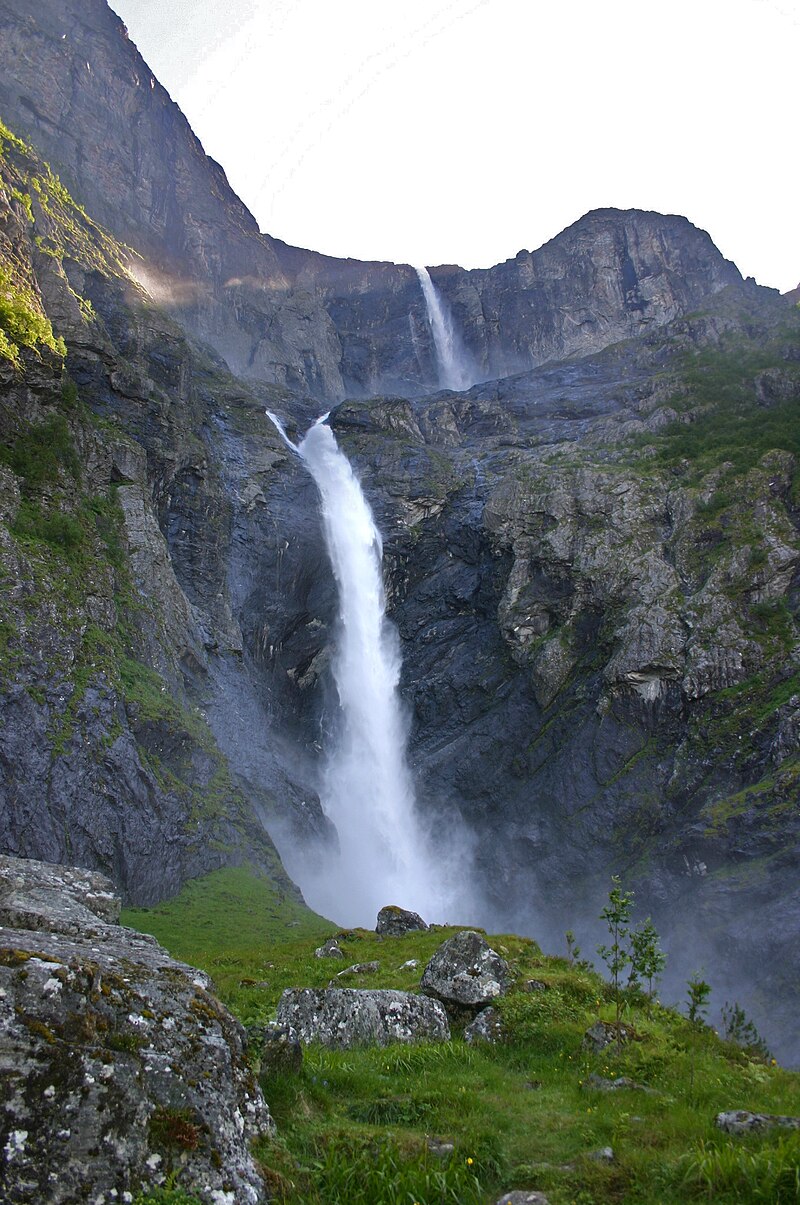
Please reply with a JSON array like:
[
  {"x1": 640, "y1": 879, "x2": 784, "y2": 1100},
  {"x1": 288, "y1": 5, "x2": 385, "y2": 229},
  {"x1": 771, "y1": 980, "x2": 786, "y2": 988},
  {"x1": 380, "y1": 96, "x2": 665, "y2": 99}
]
[
  {"x1": 415, "y1": 266, "x2": 474, "y2": 392},
  {"x1": 266, "y1": 411, "x2": 447, "y2": 925}
]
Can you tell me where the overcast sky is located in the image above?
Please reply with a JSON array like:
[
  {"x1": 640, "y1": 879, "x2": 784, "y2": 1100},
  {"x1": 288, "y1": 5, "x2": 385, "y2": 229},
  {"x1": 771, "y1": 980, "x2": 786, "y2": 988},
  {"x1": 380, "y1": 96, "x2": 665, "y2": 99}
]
[{"x1": 111, "y1": 0, "x2": 798, "y2": 292}]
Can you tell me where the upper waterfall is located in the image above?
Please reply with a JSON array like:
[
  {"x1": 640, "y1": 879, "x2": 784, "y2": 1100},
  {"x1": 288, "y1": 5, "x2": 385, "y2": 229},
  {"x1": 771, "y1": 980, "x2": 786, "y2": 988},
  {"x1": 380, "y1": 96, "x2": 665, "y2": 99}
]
[{"x1": 415, "y1": 266, "x2": 475, "y2": 392}]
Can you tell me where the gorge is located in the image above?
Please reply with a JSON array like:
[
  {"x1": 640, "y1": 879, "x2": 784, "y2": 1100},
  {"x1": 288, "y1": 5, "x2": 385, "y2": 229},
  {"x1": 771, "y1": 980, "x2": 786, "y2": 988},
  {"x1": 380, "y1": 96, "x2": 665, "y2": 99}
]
[{"x1": 0, "y1": 0, "x2": 798, "y2": 1077}]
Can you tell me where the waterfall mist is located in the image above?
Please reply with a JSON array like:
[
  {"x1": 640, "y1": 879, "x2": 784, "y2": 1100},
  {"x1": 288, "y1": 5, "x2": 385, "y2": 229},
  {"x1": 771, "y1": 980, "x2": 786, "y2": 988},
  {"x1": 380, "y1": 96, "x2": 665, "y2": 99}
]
[
  {"x1": 415, "y1": 266, "x2": 475, "y2": 392},
  {"x1": 266, "y1": 412, "x2": 462, "y2": 926}
]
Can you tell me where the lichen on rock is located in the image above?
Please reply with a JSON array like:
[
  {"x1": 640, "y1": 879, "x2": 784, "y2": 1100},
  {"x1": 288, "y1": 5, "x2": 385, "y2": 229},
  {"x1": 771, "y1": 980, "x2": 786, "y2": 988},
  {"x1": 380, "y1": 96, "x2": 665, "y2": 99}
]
[{"x1": 0, "y1": 854, "x2": 273, "y2": 1203}]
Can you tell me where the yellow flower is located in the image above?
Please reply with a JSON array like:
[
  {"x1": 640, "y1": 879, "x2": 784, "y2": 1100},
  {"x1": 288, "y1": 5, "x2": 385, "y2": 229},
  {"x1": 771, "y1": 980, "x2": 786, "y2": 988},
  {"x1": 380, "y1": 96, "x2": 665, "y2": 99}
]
[{"x1": 466, "y1": 1157, "x2": 474, "y2": 1165}]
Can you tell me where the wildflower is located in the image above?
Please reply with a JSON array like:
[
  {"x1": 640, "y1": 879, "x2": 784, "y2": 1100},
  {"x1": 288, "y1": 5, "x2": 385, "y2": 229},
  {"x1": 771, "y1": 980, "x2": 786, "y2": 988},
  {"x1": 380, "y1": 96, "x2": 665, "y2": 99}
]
[{"x1": 466, "y1": 1157, "x2": 474, "y2": 1165}]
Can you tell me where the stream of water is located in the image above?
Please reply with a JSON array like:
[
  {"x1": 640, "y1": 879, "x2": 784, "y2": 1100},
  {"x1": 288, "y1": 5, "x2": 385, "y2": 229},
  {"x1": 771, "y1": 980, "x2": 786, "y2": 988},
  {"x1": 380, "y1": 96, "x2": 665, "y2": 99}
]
[
  {"x1": 415, "y1": 265, "x2": 474, "y2": 391},
  {"x1": 266, "y1": 411, "x2": 447, "y2": 925}
]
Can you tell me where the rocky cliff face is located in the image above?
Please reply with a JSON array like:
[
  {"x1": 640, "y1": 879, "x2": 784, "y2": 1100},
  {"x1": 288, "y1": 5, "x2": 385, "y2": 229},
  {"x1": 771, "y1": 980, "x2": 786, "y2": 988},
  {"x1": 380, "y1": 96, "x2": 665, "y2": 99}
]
[
  {"x1": 0, "y1": 121, "x2": 314, "y2": 904},
  {"x1": 0, "y1": 0, "x2": 799, "y2": 1065},
  {"x1": 326, "y1": 288, "x2": 800, "y2": 1060},
  {"x1": 0, "y1": 0, "x2": 744, "y2": 402}
]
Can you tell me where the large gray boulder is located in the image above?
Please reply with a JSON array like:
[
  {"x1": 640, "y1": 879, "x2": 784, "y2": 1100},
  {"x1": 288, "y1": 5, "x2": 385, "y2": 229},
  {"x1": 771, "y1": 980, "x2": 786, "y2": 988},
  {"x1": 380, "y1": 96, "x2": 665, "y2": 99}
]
[
  {"x1": 276, "y1": 988, "x2": 450, "y2": 1048},
  {"x1": 421, "y1": 930, "x2": 511, "y2": 1009},
  {"x1": 0, "y1": 855, "x2": 272, "y2": 1204},
  {"x1": 376, "y1": 905, "x2": 429, "y2": 936},
  {"x1": 716, "y1": 1110, "x2": 800, "y2": 1135}
]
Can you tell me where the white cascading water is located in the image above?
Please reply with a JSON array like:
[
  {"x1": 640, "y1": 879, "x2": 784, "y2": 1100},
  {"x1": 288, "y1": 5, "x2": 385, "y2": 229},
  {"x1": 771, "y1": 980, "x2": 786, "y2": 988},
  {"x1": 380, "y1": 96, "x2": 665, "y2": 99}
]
[
  {"x1": 266, "y1": 411, "x2": 447, "y2": 925},
  {"x1": 415, "y1": 265, "x2": 474, "y2": 392}
]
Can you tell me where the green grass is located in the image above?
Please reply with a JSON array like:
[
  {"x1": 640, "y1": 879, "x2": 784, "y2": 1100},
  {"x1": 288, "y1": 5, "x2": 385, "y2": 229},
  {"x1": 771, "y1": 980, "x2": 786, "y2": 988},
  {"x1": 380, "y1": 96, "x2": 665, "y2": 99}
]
[
  {"x1": 123, "y1": 867, "x2": 800, "y2": 1203},
  {"x1": 625, "y1": 325, "x2": 800, "y2": 484}
]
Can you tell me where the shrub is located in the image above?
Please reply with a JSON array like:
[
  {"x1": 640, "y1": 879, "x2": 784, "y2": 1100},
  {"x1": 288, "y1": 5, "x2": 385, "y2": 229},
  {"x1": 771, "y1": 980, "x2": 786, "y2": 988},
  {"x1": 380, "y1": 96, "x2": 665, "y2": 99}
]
[
  {"x1": 0, "y1": 262, "x2": 66, "y2": 364},
  {"x1": 0, "y1": 414, "x2": 80, "y2": 494}
]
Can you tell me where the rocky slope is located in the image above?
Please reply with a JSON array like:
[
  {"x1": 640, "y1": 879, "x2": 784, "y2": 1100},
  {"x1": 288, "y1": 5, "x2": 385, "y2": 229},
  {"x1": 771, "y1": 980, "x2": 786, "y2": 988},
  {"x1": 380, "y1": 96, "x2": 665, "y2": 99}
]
[
  {"x1": 0, "y1": 119, "x2": 310, "y2": 903},
  {"x1": 0, "y1": 0, "x2": 798, "y2": 1067}
]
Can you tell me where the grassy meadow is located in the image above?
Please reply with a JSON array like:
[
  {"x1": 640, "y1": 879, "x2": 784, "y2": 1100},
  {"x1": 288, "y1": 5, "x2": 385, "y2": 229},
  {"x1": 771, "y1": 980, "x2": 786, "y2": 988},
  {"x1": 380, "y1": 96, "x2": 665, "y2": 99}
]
[{"x1": 122, "y1": 866, "x2": 800, "y2": 1204}]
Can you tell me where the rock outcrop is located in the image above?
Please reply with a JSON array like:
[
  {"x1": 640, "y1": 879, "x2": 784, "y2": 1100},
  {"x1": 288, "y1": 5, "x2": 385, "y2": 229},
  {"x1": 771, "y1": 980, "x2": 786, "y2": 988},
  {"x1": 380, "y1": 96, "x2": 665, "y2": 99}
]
[
  {"x1": 581, "y1": 1022, "x2": 633, "y2": 1053},
  {"x1": 0, "y1": 855, "x2": 272, "y2": 1203},
  {"x1": 376, "y1": 904, "x2": 429, "y2": 936},
  {"x1": 421, "y1": 931, "x2": 511, "y2": 1010},
  {"x1": 276, "y1": 987, "x2": 450, "y2": 1048},
  {"x1": 0, "y1": 1, "x2": 746, "y2": 403},
  {"x1": 464, "y1": 1006, "x2": 505, "y2": 1044},
  {"x1": 715, "y1": 1110, "x2": 800, "y2": 1135}
]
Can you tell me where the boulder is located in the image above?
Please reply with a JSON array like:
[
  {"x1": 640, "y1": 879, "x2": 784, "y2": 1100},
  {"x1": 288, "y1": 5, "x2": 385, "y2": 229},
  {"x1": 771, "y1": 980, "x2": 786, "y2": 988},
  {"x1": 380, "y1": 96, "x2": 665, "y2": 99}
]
[
  {"x1": 421, "y1": 930, "x2": 511, "y2": 1009},
  {"x1": 715, "y1": 1110, "x2": 800, "y2": 1135},
  {"x1": 332, "y1": 961, "x2": 380, "y2": 980},
  {"x1": 314, "y1": 938, "x2": 344, "y2": 959},
  {"x1": 464, "y1": 1006, "x2": 504, "y2": 1044},
  {"x1": 376, "y1": 905, "x2": 429, "y2": 937},
  {"x1": 0, "y1": 855, "x2": 272, "y2": 1204},
  {"x1": 275, "y1": 988, "x2": 450, "y2": 1048},
  {"x1": 587, "y1": 1147, "x2": 615, "y2": 1163},
  {"x1": 581, "y1": 1020, "x2": 633, "y2": 1052},
  {"x1": 0, "y1": 856, "x2": 120, "y2": 933}
]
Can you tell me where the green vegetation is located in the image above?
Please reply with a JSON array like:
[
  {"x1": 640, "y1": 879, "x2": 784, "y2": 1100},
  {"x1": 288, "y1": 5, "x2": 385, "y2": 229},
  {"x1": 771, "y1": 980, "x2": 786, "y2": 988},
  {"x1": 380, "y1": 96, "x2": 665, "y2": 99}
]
[
  {"x1": 0, "y1": 115, "x2": 132, "y2": 369},
  {"x1": 122, "y1": 866, "x2": 330, "y2": 999},
  {"x1": 124, "y1": 867, "x2": 800, "y2": 1204},
  {"x1": 597, "y1": 875, "x2": 635, "y2": 1036},
  {"x1": 722, "y1": 1002, "x2": 772, "y2": 1062},
  {"x1": 132, "y1": 1187, "x2": 202, "y2": 1205},
  {"x1": 625, "y1": 324, "x2": 800, "y2": 485},
  {"x1": 0, "y1": 260, "x2": 66, "y2": 365},
  {"x1": 630, "y1": 916, "x2": 666, "y2": 1002}
]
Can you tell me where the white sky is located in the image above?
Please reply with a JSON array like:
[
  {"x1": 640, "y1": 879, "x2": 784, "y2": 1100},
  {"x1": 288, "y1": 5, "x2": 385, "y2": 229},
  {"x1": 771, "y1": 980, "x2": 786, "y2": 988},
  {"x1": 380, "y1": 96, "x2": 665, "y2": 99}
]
[{"x1": 111, "y1": 0, "x2": 799, "y2": 292}]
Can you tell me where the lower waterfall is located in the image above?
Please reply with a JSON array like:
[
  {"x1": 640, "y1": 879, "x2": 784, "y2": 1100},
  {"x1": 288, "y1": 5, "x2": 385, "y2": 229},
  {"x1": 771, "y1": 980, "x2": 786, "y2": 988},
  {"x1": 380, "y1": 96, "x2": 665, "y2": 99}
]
[{"x1": 267, "y1": 412, "x2": 453, "y2": 926}]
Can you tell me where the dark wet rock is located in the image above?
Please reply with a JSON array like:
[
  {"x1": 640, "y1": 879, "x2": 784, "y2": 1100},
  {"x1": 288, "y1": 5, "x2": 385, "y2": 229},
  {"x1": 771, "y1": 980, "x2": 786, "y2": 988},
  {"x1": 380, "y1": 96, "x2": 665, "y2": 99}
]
[
  {"x1": 715, "y1": 1110, "x2": 800, "y2": 1135},
  {"x1": 421, "y1": 931, "x2": 511, "y2": 1009},
  {"x1": 464, "y1": 1006, "x2": 504, "y2": 1044},
  {"x1": 376, "y1": 905, "x2": 429, "y2": 936},
  {"x1": 582, "y1": 1021, "x2": 634, "y2": 1053},
  {"x1": 275, "y1": 987, "x2": 450, "y2": 1048},
  {"x1": 0, "y1": 856, "x2": 272, "y2": 1203},
  {"x1": 314, "y1": 938, "x2": 344, "y2": 959}
]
